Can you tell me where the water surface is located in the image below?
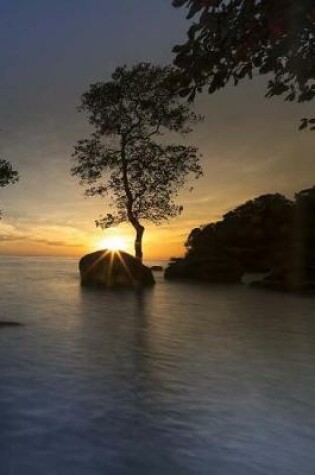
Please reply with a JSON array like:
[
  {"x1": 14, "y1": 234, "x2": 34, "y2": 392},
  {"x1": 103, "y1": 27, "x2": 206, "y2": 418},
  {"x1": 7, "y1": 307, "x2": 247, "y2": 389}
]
[{"x1": 0, "y1": 257, "x2": 314, "y2": 474}]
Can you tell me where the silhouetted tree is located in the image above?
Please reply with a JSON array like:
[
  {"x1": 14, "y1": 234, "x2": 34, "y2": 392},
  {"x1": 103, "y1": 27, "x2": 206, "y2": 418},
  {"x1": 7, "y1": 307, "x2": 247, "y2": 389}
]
[
  {"x1": 173, "y1": 0, "x2": 315, "y2": 128},
  {"x1": 0, "y1": 159, "x2": 19, "y2": 215},
  {"x1": 186, "y1": 193, "x2": 295, "y2": 271},
  {"x1": 72, "y1": 63, "x2": 202, "y2": 261},
  {"x1": 294, "y1": 186, "x2": 315, "y2": 269}
]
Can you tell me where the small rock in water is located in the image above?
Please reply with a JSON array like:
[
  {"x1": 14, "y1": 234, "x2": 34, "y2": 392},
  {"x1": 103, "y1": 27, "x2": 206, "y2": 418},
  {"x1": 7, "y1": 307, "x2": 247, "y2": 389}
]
[{"x1": 0, "y1": 321, "x2": 23, "y2": 328}]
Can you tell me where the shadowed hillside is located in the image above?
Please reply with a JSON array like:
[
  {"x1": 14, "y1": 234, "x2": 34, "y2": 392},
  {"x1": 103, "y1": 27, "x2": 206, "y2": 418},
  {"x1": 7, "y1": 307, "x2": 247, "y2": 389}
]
[{"x1": 166, "y1": 187, "x2": 315, "y2": 291}]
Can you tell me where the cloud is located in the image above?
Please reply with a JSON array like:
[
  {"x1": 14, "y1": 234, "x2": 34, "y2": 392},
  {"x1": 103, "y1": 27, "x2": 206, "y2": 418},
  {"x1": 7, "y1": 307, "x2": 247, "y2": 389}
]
[
  {"x1": 0, "y1": 234, "x2": 25, "y2": 242},
  {"x1": 31, "y1": 238, "x2": 81, "y2": 248},
  {"x1": 0, "y1": 222, "x2": 86, "y2": 249}
]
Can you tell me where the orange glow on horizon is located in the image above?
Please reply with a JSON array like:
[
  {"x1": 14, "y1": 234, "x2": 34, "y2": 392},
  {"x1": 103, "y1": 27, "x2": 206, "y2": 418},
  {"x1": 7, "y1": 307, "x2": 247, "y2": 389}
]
[{"x1": 0, "y1": 222, "x2": 190, "y2": 260}]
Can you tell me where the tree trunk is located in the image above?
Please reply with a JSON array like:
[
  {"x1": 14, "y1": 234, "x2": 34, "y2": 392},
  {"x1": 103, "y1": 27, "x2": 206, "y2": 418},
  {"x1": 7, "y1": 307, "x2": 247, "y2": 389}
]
[
  {"x1": 120, "y1": 135, "x2": 145, "y2": 261},
  {"x1": 134, "y1": 224, "x2": 145, "y2": 262}
]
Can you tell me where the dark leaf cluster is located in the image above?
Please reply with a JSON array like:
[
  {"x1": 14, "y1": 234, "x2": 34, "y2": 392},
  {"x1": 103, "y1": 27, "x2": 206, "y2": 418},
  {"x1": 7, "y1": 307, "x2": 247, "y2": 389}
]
[
  {"x1": 0, "y1": 159, "x2": 19, "y2": 188},
  {"x1": 0, "y1": 158, "x2": 19, "y2": 217},
  {"x1": 173, "y1": 0, "x2": 315, "y2": 128}
]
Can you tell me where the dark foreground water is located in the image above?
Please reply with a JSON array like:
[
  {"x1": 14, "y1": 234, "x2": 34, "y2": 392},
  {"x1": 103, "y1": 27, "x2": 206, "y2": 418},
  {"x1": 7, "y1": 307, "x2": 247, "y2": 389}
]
[{"x1": 0, "y1": 257, "x2": 315, "y2": 475}]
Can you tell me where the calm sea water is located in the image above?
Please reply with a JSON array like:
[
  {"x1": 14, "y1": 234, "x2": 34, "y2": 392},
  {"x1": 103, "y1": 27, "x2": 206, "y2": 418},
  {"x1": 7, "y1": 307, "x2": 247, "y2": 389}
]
[{"x1": 0, "y1": 256, "x2": 314, "y2": 475}]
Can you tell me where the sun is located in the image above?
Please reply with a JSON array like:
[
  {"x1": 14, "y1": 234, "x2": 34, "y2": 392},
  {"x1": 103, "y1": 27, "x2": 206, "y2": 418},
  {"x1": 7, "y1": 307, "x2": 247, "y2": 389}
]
[{"x1": 97, "y1": 236, "x2": 128, "y2": 252}]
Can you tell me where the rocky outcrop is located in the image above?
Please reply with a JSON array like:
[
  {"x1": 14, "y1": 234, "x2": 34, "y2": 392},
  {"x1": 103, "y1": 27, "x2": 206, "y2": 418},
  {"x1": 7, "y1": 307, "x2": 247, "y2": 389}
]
[
  {"x1": 251, "y1": 265, "x2": 315, "y2": 293},
  {"x1": 79, "y1": 250, "x2": 155, "y2": 289},
  {"x1": 164, "y1": 256, "x2": 242, "y2": 283}
]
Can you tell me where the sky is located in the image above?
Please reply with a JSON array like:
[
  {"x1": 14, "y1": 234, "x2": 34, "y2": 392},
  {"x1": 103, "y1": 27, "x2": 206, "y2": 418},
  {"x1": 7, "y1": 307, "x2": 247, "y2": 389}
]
[{"x1": 0, "y1": 0, "x2": 314, "y2": 260}]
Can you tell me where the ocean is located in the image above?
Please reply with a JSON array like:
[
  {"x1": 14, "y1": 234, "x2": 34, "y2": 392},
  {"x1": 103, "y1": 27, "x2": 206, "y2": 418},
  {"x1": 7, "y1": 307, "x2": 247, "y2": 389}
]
[{"x1": 0, "y1": 256, "x2": 314, "y2": 474}]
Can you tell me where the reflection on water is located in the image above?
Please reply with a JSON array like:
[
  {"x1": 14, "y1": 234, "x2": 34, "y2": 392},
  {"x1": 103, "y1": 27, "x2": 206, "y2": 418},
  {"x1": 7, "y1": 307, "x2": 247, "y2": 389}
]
[{"x1": 0, "y1": 257, "x2": 315, "y2": 474}]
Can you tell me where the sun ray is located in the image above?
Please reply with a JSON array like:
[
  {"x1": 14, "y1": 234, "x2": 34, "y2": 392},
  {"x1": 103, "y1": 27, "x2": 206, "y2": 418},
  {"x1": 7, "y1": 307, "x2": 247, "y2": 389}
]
[
  {"x1": 85, "y1": 249, "x2": 110, "y2": 276},
  {"x1": 116, "y1": 250, "x2": 136, "y2": 285},
  {"x1": 106, "y1": 250, "x2": 115, "y2": 286}
]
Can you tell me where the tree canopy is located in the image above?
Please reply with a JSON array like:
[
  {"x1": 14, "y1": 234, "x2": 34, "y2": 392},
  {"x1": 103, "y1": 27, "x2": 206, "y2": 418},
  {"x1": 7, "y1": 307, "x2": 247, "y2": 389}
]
[
  {"x1": 72, "y1": 63, "x2": 202, "y2": 260},
  {"x1": 172, "y1": 0, "x2": 315, "y2": 129},
  {"x1": 0, "y1": 159, "x2": 19, "y2": 215},
  {"x1": 185, "y1": 191, "x2": 309, "y2": 272},
  {"x1": 0, "y1": 159, "x2": 18, "y2": 188}
]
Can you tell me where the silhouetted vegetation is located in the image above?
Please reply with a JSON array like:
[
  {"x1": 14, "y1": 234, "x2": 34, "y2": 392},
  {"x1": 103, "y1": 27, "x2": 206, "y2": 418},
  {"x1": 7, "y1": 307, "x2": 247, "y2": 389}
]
[
  {"x1": 172, "y1": 0, "x2": 315, "y2": 129},
  {"x1": 72, "y1": 63, "x2": 202, "y2": 261},
  {"x1": 0, "y1": 159, "x2": 19, "y2": 215},
  {"x1": 175, "y1": 187, "x2": 315, "y2": 290},
  {"x1": 186, "y1": 193, "x2": 294, "y2": 272}
]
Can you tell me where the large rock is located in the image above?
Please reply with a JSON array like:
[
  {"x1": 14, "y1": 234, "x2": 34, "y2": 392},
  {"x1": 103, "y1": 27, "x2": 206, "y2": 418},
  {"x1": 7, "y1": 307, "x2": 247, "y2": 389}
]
[
  {"x1": 79, "y1": 250, "x2": 155, "y2": 289},
  {"x1": 251, "y1": 265, "x2": 315, "y2": 293},
  {"x1": 164, "y1": 256, "x2": 242, "y2": 283}
]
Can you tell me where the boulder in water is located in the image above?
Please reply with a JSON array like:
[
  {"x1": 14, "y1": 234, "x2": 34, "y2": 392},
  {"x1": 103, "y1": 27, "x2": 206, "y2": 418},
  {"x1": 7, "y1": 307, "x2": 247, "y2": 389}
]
[{"x1": 79, "y1": 250, "x2": 155, "y2": 289}]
